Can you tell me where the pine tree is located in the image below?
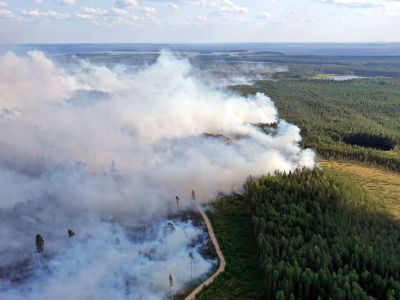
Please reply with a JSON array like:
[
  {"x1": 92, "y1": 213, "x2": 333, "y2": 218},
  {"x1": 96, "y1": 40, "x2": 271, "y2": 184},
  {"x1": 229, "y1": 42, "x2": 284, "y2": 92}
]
[
  {"x1": 276, "y1": 290, "x2": 285, "y2": 300},
  {"x1": 176, "y1": 196, "x2": 180, "y2": 214},
  {"x1": 189, "y1": 251, "x2": 194, "y2": 283},
  {"x1": 36, "y1": 234, "x2": 44, "y2": 253},
  {"x1": 169, "y1": 274, "x2": 174, "y2": 300},
  {"x1": 191, "y1": 190, "x2": 196, "y2": 201},
  {"x1": 68, "y1": 229, "x2": 75, "y2": 238}
]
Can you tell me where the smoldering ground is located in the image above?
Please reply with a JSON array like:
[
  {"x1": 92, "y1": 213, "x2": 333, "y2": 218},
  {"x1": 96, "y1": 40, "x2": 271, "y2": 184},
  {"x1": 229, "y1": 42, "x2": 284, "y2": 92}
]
[{"x1": 0, "y1": 50, "x2": 314, "y2": 299}]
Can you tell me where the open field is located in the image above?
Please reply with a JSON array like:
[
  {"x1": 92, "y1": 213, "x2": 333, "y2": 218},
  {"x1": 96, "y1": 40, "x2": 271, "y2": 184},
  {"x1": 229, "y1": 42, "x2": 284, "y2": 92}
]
[
  {"x1": 312, "y1": 73, "x2": 336, "y2": 80},
  {"x1": 320, "y1": 160, "x2": 400, "y2": 219}
]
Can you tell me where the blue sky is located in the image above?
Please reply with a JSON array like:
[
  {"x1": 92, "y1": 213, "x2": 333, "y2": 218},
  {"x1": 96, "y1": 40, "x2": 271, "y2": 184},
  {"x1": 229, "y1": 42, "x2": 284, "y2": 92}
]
[{"x1": 0, "y1": 0, "x2": 399, "y2": 43}]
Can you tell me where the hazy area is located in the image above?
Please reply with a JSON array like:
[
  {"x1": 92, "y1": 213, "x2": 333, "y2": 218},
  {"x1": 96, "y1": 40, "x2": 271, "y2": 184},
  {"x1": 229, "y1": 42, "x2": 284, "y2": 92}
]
[
  {"x1": 1, "y1": 41, "x2": 399, "y2": 299},
  {"x1": 0, "y1": 46, "x2": 314, "y2": 300},
  {"x1": 0, "y1": 0, "x2": 399, "y2": 297}
]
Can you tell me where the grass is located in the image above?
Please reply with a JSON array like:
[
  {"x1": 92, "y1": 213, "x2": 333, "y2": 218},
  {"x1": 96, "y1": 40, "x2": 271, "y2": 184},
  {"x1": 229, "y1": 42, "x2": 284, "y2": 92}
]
[
  {"x1": 321, "y1": 160, "x2": 400, "y2": 219},
  {"x1": 197, "y1": 196, "x2": 267, "y2": 300},
  {"x1": 312, "y1": 73, "x2": 336, "y2": 80}
]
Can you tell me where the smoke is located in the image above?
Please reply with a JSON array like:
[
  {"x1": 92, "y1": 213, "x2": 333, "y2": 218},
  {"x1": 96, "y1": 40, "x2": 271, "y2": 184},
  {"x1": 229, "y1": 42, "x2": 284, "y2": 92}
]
[
  {"x1": 0, "y1": 50, "x2": 314, "y2": 299},
  {"x1": 1, "y1": 218, "x2": 212, "y2": 300},
  {"x1": 192, "y1": 60, "x2": 288, "y2": 87}
]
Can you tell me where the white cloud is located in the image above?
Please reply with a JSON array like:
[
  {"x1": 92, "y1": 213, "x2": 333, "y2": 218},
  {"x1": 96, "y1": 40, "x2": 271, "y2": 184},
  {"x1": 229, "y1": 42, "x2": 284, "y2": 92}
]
[
  {"x1": 22, "y1": 9, "x2": 40, "y2": 17},
  {"x1": 111, "y1": 7, "x2": 130, "y2": 16},
  {"x1": 315, "y1": 0, "x2": 400, "y2": 17},
  {"x1": 315, "y1": 0, "x2": 399, "y2": 8},
  {"x1": 168, "y1": 2, "x2": 179, "y2": 10},
  {"x1": 219, "y1": 0, "x2": 248, "y2": 13},
  {"x1": 76, "y1": 13, "x2": 95, "y2": 20},
  {"x1": 45, "y1": 10, "x2": 70, "y2": 19},
  {"x1": 355, "y1": 10, "x2": 373, "y2": 15},
  {"x1": 82, "y1": 6, "x2": 108, "y2": 16},
  {"x1": 76, "y1": 7, "x2": 110, "y2": 22},
  {"x1": 112, "y1": 0, "x2": 156, "y2": 23},
  {"x1": 74, "y1": 4, "x2": 155, "y2": 26},
  {"x1": 22, "y1": 9, "x2": 70, "y2": 20},
  {"x1": 109, "y1": 7, "x2": 140, "y2": 24},
  {"x1": 139, "y1": 6, "x2": 156, "y2": 16},
  {"x1": 0, "y1": 1, "x2": 7, "y2": 7},
  {"x1": 256, "y1": 12, "x2": 272, "y2": 19},
  {"x1": 0, "y1": 9, "x2": 13, "y2": 18},
  {"x1": 115, "y1": 0, "x2": 138, "y2": 8},
  {"x1": 194, "y1": 14, "x2": 208, "y2": 25},
  {"x1": 382, "y1": 3, "x2": 400, "y2": 15},
  {"x1": 191, "y1": 0, "x2": 248, "y2": 14},
  {"x1": 55, "y1": 0, "x2": 76, "y2": 5},
  {"x1": 384, "y1": 10, "x2": 400, "y2": 15}
]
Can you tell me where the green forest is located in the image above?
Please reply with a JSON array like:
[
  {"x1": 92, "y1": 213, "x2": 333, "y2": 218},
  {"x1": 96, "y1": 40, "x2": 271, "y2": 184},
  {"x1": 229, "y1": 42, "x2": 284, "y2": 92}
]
[
  {"x1": 199, "y1": 167, "x2": 400, "y2": 299},
  {"x1": 247, "y1": 169, "x2": 400, "y2": 299},
  {"x1": 234, "y1": 78, "x2": 400, "y2": 172}
]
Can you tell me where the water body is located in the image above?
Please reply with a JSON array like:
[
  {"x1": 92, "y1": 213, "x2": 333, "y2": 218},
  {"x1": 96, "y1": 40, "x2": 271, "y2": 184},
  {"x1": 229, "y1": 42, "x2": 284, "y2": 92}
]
[{"x1": 330, "y1": 75, "x2": 365, "y2": 81}]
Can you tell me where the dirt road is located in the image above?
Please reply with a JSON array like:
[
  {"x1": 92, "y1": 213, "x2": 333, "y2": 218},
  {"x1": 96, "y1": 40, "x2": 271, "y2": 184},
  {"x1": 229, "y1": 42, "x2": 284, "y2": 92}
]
[{"x1": 184, "y1": 205, "x2": 226, "y2": 300}]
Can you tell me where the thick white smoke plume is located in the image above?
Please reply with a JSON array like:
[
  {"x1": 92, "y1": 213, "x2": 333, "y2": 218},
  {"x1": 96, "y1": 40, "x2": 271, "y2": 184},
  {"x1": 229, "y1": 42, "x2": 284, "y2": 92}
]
[{"x1": 0, "y1": 50, "x2": 315, "y2": 299}]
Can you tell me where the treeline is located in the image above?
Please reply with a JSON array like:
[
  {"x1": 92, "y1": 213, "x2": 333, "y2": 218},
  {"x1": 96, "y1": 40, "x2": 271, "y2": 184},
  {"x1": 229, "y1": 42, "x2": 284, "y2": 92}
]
[
  {"x1": 343, "y1": 133, "x2": 397, "y2": 151},
  {"x1": 271, "y1": 64, "x2": 400, "y2": 80},
  {"x1": 233, "y1": 78, "x2": 400, "y2": 172},
  {"x1": 201, "y1": 53, "x2": 400, "y2": 79},
  {"x1": 310, "y1": 142, "x2": 400, "y2": 172},
  {"x1": 246, "y1": 168, "x2": 400, "y2": 300}
]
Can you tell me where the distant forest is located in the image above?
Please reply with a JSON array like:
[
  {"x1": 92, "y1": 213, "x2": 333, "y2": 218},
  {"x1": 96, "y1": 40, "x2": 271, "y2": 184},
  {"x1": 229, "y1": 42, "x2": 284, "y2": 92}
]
[{"x1": 235, "y1": 78, "x2": 400, "y2": 172}]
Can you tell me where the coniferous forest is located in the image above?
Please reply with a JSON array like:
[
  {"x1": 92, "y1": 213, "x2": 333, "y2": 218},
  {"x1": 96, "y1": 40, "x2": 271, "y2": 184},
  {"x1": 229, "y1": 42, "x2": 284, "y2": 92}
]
[
  {"x1": 246, "y1": 168, "x2": 400, "y2": 300},
  {"x1": 234, "y1": 78, "x2": 400, "y2": 172}
]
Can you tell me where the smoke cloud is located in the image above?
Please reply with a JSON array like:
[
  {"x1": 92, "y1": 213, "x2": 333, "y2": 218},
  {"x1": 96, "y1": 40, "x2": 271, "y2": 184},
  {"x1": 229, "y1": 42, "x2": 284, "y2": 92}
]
[
  {"x1": 0, "y1": 50, "x2": 314, "y2": 299},
  {"x1": 192, "y1": 60, "x2": 288, "y2": 87}
]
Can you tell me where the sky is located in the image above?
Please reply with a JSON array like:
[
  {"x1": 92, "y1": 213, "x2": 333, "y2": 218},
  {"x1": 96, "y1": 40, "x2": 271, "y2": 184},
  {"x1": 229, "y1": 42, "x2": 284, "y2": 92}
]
[{"x1": 0, "y1": 0, "x2": 399, "y2": 43}]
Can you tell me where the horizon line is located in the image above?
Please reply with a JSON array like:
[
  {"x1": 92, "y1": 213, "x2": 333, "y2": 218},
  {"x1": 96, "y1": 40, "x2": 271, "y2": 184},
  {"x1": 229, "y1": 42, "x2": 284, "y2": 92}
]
[{"x1": 2, "y1": 41, "x2": 400, "y2": 46}]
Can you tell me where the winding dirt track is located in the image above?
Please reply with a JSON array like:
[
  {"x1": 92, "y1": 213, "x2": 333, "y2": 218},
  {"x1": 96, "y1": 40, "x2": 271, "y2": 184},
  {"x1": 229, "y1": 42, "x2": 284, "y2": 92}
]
[{"x1": 184, "y1": 205, "x2": 226, "y2": 300}]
